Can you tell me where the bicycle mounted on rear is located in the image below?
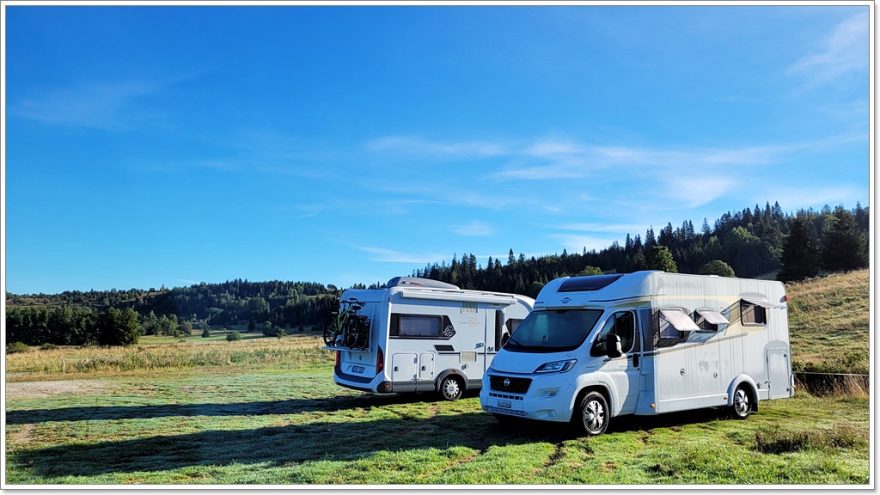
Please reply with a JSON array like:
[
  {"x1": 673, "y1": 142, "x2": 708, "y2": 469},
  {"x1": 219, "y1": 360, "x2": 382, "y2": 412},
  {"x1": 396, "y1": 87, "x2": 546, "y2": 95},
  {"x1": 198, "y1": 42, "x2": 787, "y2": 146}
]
[{"x1": 323, "y1": 298, "x2": 370, "y2": 349}]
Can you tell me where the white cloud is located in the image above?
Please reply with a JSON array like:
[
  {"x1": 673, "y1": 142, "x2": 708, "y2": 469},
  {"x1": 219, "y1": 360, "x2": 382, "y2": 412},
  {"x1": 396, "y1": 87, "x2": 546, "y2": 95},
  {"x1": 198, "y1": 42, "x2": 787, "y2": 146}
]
[
  {"x1": 787, "y1": 12, "x2": 869, "y2": 87},
  {"x1": 13, "y1": 77, "x2": 184, "y2": 130},
  {"x1": 754, "y1": 185, "x2": 866, "y2": 212},
  {"x1": 557, "y1": 222, "x2": 649, "y2": 234},
  {"x1": 661, "y1": 176, "x2": 737, "y2": 208},
  {"x1": 451, "y1": 220, "x2": 494, "y2": 237},
  {"x1": 551, "y1": 234, "x2": 620, "y2": 253},
  {"x1": 366, "y1": 136, "x2": 507, "y2": 157},
  {"x1": 357, "y1": 246, "x2": 448, "y2": 264}
]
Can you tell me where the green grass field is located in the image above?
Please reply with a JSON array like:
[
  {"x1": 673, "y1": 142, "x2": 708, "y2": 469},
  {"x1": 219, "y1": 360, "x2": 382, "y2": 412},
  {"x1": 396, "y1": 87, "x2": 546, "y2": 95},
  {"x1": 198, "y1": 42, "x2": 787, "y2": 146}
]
[
  {"x1": 787, "y1": 270, "x2": 869, "y2": 374},
  {"x1": 4, "y1": 270, "x2": 871, "y2": 485}
]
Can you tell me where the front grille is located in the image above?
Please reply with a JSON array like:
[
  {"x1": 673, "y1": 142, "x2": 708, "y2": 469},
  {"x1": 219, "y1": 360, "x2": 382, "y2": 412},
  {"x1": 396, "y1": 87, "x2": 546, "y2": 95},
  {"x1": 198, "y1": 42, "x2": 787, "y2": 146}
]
[
  {"x1": 489, "y1": 392, "x2": 524, "y2": 401},
  {"x1": 489, "y1": 375, "x2": 532, "y2": 394}
]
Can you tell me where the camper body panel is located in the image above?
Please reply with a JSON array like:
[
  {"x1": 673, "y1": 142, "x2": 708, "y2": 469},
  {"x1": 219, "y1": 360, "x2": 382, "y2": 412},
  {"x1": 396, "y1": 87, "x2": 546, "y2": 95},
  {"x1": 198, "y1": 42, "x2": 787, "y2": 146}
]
[
  {"x1": 480, "y1": 271, "x2": 793, "y2": 424},
  {"x1": 331, "y1": 280, "x2": 533, "y2": 395}
]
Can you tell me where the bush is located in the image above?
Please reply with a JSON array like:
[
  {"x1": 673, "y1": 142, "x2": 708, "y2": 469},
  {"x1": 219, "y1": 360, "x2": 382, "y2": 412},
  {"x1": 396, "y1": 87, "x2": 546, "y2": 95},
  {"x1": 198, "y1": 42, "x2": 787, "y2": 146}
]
[
  {"x1": 698, "y1": 260, "x2": 736, "y2": 277},
  {"x1": 6, "y1": 342, "x2": 29, "y2": 354},
  {"x1": 226, "y1": 331, "x2": 242, "y2": 342},
  {"x1": 201, "y1": 328, "x2": 211, "y2": 338},
  {"x1": 40, "y1": 343, "x2": 58, "y2": 351}
]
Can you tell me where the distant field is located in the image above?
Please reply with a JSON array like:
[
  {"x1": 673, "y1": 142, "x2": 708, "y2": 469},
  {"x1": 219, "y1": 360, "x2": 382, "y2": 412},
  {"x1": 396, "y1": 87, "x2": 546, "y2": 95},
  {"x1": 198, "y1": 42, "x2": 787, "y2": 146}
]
[
  {"x1": 786, "y1": 269, "x2": 869, "y2": 374},
  {"x1": 4, "y1": 270, "x2": 871, "y2": 485}
]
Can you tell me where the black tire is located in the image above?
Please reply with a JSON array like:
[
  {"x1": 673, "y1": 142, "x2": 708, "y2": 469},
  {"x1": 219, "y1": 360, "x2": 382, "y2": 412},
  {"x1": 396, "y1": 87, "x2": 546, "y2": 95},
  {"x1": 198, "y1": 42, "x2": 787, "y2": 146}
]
[
  {"x1": 322, "y1": 324, "x2": 336, "y2": 346},
  {"x1": 438, "y1": 375, "x2": 464, "y2": 401},
  {"x1": 731, "y1": 385, "x2": 752, "y2": 419},
  {"x1": 574, "y1": 391, "x2": 610, "y2": 436}
]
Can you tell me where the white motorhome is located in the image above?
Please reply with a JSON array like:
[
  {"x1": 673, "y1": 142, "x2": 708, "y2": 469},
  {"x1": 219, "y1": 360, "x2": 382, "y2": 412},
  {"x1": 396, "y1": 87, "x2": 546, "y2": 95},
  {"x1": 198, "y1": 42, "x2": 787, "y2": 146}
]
[
  {"x1": 327, "y1": 277, "x2": 534, "y2": 400},
  {"x1": 480, "y1": 271, "x2": 793, "y2": 434}
]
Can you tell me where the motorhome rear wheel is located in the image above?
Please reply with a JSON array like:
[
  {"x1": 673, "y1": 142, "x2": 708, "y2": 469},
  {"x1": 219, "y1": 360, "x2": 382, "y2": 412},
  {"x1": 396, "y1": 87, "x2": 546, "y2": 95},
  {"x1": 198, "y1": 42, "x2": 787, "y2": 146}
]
[
  {"x1": 731, "y1": 385, "x2": 753, "y2": 419},
  {"x1": 439, "y1": 375, "x2": 464, "y2": 401}
]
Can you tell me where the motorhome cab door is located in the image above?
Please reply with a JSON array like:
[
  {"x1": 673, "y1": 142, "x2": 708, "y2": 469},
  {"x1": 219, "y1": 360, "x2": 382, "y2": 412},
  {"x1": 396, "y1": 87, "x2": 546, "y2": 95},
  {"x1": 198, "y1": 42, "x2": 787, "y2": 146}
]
[{"x1": 591, "y1": 310, "x2": 641, "y2": 415}]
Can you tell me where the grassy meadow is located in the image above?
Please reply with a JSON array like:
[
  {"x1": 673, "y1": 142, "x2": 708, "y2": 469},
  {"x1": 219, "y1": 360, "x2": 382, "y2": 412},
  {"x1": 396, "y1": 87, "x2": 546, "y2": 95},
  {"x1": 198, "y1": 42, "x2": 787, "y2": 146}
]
[{"x1": 3, "y1": 270, "x2": 871, "y2": 485}]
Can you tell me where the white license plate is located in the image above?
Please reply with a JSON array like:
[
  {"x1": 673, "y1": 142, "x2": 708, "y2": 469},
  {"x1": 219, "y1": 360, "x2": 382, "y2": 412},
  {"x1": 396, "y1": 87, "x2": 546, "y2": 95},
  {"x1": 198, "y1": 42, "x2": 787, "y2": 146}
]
[
  {"x1": 497, "y1": 400, "x2": 512, "y2": 409},
  {"x1": 351, "y1": 365, "x2": 365, "y2": 373}
]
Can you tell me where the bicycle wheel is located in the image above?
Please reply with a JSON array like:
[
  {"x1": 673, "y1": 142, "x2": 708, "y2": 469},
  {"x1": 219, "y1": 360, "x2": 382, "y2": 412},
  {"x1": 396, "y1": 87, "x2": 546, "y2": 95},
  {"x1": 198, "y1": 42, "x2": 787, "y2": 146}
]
[{"x1": 323, "y1": 313, "x2": 340, "y2": 346}]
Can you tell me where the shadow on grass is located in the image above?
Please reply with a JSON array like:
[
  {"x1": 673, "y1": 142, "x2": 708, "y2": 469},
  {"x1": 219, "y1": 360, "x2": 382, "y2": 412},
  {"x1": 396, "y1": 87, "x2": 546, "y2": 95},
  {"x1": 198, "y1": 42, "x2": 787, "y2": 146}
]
[
  {"x1": 15, "y1": 411, "x2": 547, "y2": 477},
  {"x1": 14, "y1": 399, "x2": 734, "y2": 478},
  {"x1": 6, "y1": 391, "x2": 473, "y2": 425}
]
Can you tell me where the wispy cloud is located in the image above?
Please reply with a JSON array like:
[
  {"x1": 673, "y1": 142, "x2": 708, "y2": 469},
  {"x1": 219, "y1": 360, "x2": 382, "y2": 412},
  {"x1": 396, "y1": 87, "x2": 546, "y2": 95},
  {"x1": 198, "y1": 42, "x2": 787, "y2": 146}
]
[
  {"x1": 12, "y1": 77, "x2": 186, "y2": 130},
  {"x1": 366, "y1": 136, "x2": 507, "y2": 157},
  {"x1": 551, "y1": 234, "x2": 620, "y2": 253},
  {"x1": 787, "y1": 12, "x2": 869, "y2": 88},
  {"x1": 356, "y1": 246, "x2": 448, "y2": 264},
  {"x1": 451, "y1": 220, "x2": 494, "y2": 237},
  {"x1": 557, "y1": 222, "x2": 649, "y2": 234},
  {"x1": 755, "y1": 185, "x2": 867, "y2": 212},
  {"x1": 491, "y1": 141, "x2": 788, "y2": 181}
]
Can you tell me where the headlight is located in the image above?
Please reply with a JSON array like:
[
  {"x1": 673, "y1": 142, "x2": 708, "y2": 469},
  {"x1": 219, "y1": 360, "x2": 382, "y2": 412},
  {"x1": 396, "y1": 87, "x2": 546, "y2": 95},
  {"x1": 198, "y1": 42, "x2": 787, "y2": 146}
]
[{"x1": 534, "y1": 359, "x2": 577, "y2": 373}]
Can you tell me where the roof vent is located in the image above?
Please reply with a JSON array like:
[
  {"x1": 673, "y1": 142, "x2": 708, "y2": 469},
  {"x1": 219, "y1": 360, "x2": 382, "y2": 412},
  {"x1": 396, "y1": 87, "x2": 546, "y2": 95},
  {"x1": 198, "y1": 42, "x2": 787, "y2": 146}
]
[{"x1": 384, "y1": 277, "x2": 460, "y2": 290}]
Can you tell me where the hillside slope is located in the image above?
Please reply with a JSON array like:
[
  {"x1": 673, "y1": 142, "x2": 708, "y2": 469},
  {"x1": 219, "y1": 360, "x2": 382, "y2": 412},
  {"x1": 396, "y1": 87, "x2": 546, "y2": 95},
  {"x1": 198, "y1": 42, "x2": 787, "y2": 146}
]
[{"x1": 786, "y1": 270, "x2": 869, "y2": 374}]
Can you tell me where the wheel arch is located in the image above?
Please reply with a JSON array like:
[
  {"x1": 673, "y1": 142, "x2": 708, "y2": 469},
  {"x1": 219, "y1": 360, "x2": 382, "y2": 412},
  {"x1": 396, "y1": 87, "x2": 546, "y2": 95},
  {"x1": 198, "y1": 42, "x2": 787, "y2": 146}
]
[
  {"x1": 727, "y1": 374, "x2": 759, "y2": 412},
  {"x1": 435, "y1": 369, "x2": 468, "y2": 392},
  {"x1": 572, "y1": 383, "x2": 613, "y2": 419}
]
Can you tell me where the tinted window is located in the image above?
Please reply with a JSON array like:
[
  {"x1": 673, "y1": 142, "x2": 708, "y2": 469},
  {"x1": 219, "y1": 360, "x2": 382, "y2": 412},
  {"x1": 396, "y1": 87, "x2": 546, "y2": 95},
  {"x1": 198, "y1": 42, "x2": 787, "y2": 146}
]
[
  {"x1": 593, "y1": 312, "x2": 635, "y2": 355},
  {"x1": 558, "y1": 274, "x2": 623, "y2": 292},
  {"x1": 390, "y1": 314, "x2": 455, "y2": 339},
  {"x1": 741, "y1": 301, "x2": 767, "y2": 325},
  {"x1": 504, "y1": 309, "x2": 603, "y2": 353}
]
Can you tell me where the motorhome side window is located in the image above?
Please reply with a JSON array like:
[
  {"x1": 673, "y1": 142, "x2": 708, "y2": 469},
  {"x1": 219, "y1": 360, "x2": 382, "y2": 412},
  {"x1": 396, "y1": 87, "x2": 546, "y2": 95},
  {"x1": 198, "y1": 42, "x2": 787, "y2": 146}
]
[
  {"x1": 591, "y1": 311, "x2": 635, "y2": 356},
  {"x1": 390, "y1": 314, "x2": 455, "y2": 339},
  {"x1": 654, "y1": 308, "x2": 700, "y2": 347},
  {"x1": 740, "y1": 300, "x2": 767, "y2": 326},
  {"x1": 693, "y1": 309, "x2": 730, "y2": 332}
]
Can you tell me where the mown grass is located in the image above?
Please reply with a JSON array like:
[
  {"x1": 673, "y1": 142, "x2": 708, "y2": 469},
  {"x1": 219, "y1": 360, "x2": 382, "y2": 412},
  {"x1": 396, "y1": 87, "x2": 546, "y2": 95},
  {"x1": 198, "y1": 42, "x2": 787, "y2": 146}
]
[
  {"x1": 4, "y1": 362, "x2": 869, "y2": 485},
  {"x1": 786, "y1": 269, "x2": 869, "y2": 374}
]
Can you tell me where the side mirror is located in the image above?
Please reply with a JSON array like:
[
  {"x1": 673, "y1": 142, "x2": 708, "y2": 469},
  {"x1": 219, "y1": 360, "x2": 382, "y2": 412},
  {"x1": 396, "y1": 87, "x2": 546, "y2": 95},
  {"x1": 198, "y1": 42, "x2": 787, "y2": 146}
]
[{"x1": 606, "y1": 334, "x2": 622, "y2": 358}]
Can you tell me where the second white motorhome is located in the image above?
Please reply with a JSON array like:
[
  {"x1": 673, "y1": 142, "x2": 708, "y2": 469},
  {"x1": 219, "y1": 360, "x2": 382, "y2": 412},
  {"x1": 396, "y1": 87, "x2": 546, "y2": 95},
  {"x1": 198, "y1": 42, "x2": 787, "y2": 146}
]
[
  {"x1": 326, "y1": 277, "x2": 533, "y2": 400},
  {"x1": 480, "y1": 271, "x2": 793, "y2": 434}
]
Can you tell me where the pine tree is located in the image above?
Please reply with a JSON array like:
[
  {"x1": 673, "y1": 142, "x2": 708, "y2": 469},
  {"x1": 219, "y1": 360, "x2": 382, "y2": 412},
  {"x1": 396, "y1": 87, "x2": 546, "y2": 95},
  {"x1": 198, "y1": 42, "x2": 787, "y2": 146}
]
[
  {"x1": 778, "y1": 217, "x2": 819, "y2": 282},
  {"x1": 820, "y1": 207, "x2": 866, "y2": 272}
]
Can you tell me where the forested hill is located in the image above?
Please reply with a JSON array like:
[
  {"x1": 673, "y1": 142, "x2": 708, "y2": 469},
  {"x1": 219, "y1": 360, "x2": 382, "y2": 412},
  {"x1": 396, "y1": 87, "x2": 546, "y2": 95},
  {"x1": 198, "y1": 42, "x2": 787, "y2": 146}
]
[
  {"x1": 413, "y1": 202, "x2": 869, "y2": 297},
  {"x1": 5, "y1": 201, "x2": 869, "y2": 346}
]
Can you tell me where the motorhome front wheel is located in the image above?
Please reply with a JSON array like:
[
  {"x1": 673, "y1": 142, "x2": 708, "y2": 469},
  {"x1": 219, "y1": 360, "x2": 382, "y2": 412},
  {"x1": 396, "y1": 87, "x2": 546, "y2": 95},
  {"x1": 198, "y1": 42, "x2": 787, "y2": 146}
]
[{"x1": 576, "y1": 391, "x2": 610, "y2": 436}]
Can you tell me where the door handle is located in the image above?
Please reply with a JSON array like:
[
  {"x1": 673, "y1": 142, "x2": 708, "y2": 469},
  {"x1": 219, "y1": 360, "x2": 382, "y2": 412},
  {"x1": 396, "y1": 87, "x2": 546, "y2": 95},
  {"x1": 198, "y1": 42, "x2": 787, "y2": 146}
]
[
  {"x1": 633, "y1": 354, "x2": 640, "y2": 368},
  {"x1": 421, "y1": 366, "x2": 426, "y2": 371},
  {"x1": 394, "y1": 366, "x2": 399, "y2": 372},
  {"x1": 680, "y1": 368, "x2": 686, "y2": 376}
]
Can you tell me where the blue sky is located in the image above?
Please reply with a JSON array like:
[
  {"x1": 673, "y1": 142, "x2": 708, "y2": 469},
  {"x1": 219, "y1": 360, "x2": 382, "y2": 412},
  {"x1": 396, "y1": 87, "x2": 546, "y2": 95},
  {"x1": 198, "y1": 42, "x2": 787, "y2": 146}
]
[{"x1": 5, "y1": 5, "x2": 870, "y2": 294}]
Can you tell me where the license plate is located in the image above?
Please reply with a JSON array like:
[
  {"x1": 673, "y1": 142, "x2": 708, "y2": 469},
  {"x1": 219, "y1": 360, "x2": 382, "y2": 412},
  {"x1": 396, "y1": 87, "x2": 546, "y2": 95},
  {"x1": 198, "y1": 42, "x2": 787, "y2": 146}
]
[
  {"x1": 351, "y1": 365, "x2": 365, "y2": 373},
  {"x1": 498, "y1": 400, "x2": 512, "y2": 409}
]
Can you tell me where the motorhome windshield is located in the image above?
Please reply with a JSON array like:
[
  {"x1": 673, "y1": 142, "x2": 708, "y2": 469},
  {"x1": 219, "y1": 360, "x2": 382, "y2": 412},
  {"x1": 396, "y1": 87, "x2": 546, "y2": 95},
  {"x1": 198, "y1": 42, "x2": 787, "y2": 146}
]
[{"x1": 504, "y1": 309, "x2": 603, "y2": 353}]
